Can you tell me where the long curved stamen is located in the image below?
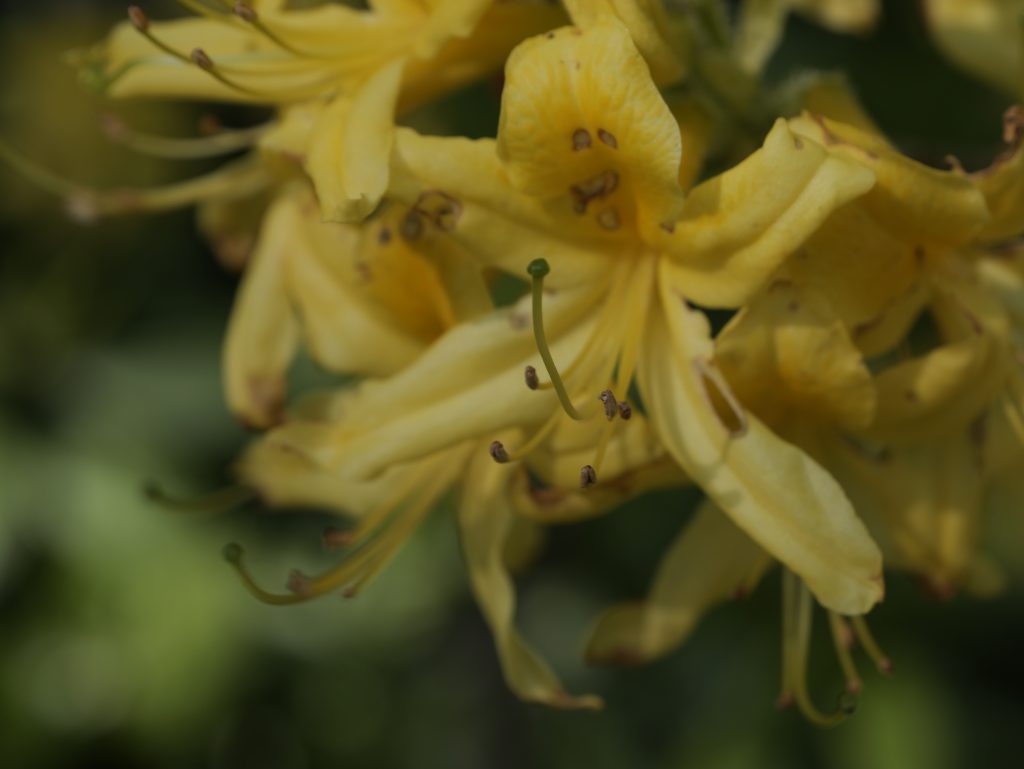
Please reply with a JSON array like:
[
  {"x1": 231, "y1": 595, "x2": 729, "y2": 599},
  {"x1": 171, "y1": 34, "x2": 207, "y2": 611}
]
[
  {"x1": 230, "y1": 1, "x2": 316, "y2": 58},
  {"x1": 851, "y1": 615, "x2": 894, "y2": 674},
  {"x1": 144, "y1": 481, "x2": 254, "y2": 513},
  {"x1": 828, "y1": 611, "x2": 863, "y2": 694},
  {"x1": 528, "y1": 258, "x2": 584, "y2": 421},
  {"x1": 782, "y1": 570, "x2": 855, "y2": 727},
  {"x1": 101, "y1": 113, "x2": 266, "y2": 159}
]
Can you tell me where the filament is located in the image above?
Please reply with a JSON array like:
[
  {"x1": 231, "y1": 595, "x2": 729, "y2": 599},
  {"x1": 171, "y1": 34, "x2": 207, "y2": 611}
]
[
  {"x1": 102, "y1": 114, "x2": 266, "y2": 159},
  {"x1": 145, "y1": 481, "x2": 254, "y2": 513},
  {"x1": 828, "y1": 611, "x2": 863, "y2": 694},
  {"x1": 851, "y1": 615, "x2": 893, "y2": 673}
]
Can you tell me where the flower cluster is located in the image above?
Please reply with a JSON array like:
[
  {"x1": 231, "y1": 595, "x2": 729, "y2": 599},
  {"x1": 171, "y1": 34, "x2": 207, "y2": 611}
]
[{"x1": 10, "y1": 0, "x2": 1024, "y2": 723}]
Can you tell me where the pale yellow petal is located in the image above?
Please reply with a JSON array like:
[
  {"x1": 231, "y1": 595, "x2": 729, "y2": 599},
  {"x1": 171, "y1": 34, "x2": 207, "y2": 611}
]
[
  {"x1": 264, "y1": 281, "x2": 608, "y2": 480},
  {"x1": 822, "y1": 433, "x2": 984, "y2": 593},
  {"x1": 585, "y1": 499, "x2": 770, "y2": 665},
  {"x1": 459, "y1": 448, "x2": 602, "y2": 709},
  {"x1": 307, "y1": 61, "x2": 405, "y2": 223},
  {"x1": 973, "y1": 109, "x2": 1024, "y2": 242},
  {"x1": 640, "y1": 264, "x2": 884, "y2": 614},
  {"x1": 562, "y1": 0, "x2": 687, "y2": 84},
  {"x1": 661, "y1": 119, "x2": 876, "y2": 308},
  {"x1": 715, "y1": 280, "x2": 876, "y2": 431},
  {"x1": 223, "y1": 191, "x2": 302, "y2": 428},
  {"x1": 924, "y1": 0, "x2": 1024, "y2": 97},
  {"x1": 789, "y1": 113, "x2": 991, "y2": 247},
  {"x1": 497, "y1": 22, "x2": 685, "y2": 241}
]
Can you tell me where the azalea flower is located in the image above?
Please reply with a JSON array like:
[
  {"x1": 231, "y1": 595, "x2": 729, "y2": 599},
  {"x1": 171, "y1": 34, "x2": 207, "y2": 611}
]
[
  {"x1": 370, "y1": 19, "x2": 886, "y2": 615},
  {"x1": 73, "y1": 0, "x2": 564, "y2": 221}
]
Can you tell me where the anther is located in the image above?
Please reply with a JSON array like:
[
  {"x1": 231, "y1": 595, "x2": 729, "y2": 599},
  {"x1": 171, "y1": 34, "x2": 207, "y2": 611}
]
[
  {"x1": 618, "y1": 401, "x2": 632, "y2": 420},
  {"x1": 597, "y1": 129, "x2": 618, "y2": 149},
  {"x1": 323, "y1": 526, "x2": 355, "y2": 549},
  {"x1": 128, "y1": 5, "x2": 149, "y2": 30},
  {"x1": 286, "y1": 569, "x2": 313, "y2": 597},
  {"x1": 598, "y1": 208, "x2": 620, "y2": 230},
  {"x1": 400, "y1": 211, "x2": 423, "y2": 241},
  {"x1": 580, "y1": 464, "x2": 597, "y2": 488},
  {"x1": 524, "y1": 365, "x2": 540, "y2": 390},
  {"x1": 570, "y1": 170, "x2": 619, "y2": 214},
  {"x1": 599, "y1": 389, "x2": 618, "y2": 421},
  {"x1": 572, "y1": 128, "x2": 592, "y2": 151},
  {"x1": 490, "y1": 440, "x2": 510, "y2": 463},
  {"x1": 190, "y1": 47, "x2": 215, "y2": 70},
  {"x1": 233, "y1": 1, "x2": 257, "y2": 22}
]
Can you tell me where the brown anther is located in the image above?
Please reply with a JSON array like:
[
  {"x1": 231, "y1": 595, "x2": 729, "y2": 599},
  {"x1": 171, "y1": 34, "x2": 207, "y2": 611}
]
[
  {"x1": 524, "y1": 365, "x2": 539, "y2": 390},
  {"x1": 377, "y1": 226, "x2": 392, "y2": 245},
  {"x1": 599, "y1": 389, "x2": 618, "y2": 420},
  {"x1": 128, "y1": 6, "x2": 149, "y2": 31},
  {"x1": 190, "y1": 48, "x2": 215, "y2": 70},
  {"x1": 597, "y1": 209, "x2": 620, "y2": 230},
  {"x1": 286, "y1": 569, "x2": 313, "y2": 597},
  {"x1": 323, "y1": 527, "x2": 355, "y2": 549},
  {"x1": 597, "y1": 129, "x2": 618, "y2": 149},
  {"x1": 1003, "y1": 104, "x2": 1024, "y2": 146},
  {"x1": 617, "y1": 401, "x2": 632, "y2": 420},
  {"x1": 489, "y1": 440, "x2": 510, "y2": 463},
  {"x1": 198, "y1": 114, "x2": 223, "y2": 135},
  {"x1": 572, "y1": 128, "x2": 592, "y2": 151},
  {"x1": 878, "y1": 657, "x2": 894, "y2": 675},
  {"x1": 99, "y1": 113, "x2": 128, "y2": 141},
  {"x1": 580, "y1": 464, "x2": 597, "y2": 488},
  {"x1": 233, "y1": 2, "x2": 258, "y2": 22}
]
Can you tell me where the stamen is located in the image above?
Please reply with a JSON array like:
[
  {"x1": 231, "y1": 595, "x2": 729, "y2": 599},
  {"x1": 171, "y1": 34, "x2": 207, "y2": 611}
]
[
  {"x1": 524, "y1": 365, "x2": 540, "y2": 390},
  {"x1": 489, "y1": 440, "x2": 510, "y2": 463},
  {"x1": 570, "y1": 170, "x2": 619, "y2": 214},
  {"x1": 599, "y1": 389, "x2": 618, "y2": 421},
  {"x1": 579, "y1": 464, "x2": 597, "y2": 488},
  {"x1": 230, "y1": 0, "x2": 314, "y2": 57},
  {"x1": 528, "y1": 258, "x2": 584, "y2": 421},
  {"x1": 494, "y1": 411, "x2": 563, "y2": 464},
  {"x1": 100, "y1": 113, "x2": 266, "y2": 159},
  {"x1": 781, "y1": 570, "x2": 854, "y2": 727},
  {"x1": 617, "y1": 402, "x2": 632, "y2": 420},
  {"x1": 597, "y1": 129, "x2": 618, "y2": 149},
  {"x1": 144, "y1": 481, "x2": 254, "y2": 513},
  {"x1": 323, "y1": 526, "x2": 355, "y2": 549},
  {"x1": 828, "y1": 612, "x2": 863, "y2": 695},
  {"x1": 189, "y1": 47, "x2": 264, "y2": 96},
  {"x1": 572, "y1": 128, "x2": 592, "y2": 151},
  {"x1": 851, "y1": 616, "x2": 894, "y2": 674}
]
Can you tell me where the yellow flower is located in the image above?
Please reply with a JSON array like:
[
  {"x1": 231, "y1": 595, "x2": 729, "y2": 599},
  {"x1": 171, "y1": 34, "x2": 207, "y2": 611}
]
[
  {"x1": 74, "y1": 0, "x2": 564, "y2": 220},
  {"x1": 223, "y1": 181, "x2": 491, "y2": 427},
  {"x1": 378, "y1": 20, "x2": 884, "y2": 615}
]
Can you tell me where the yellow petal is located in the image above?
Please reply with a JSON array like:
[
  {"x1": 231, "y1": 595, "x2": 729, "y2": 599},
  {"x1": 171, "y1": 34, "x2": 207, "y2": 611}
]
[
  {"x1": 640, "y1": 263, "x2": 884, "y2": 614},
  {"x1": 822, "y1": 432, "x2": 984, "y2": 593},
  {"x1": 223, "y1": 190, "x2": 302, "y2": 428},
  {"x1": 781, "y1": 200, "x2": 929, "y2": 357},
  {"x1": 973, "y1": 108, "x2": 1024, "y2": 242},
  {"x1": 390, "y1": 130, "x2": 616, "y2": 289},
  {"x1": 497, "y1": 22, "x2": 685, "y2": 241},
  {"x1": 585, "y1": 499, "x2": 770, "y2": 665},
  {"x1": 459, "y1": 447, "x2": 602, "y2": 709},
  {"x1": 735, "y1": 0, "x2": 878, "y2": 74},
  {"x1": 715, "y1": 280, "x2": 877, "y2": 431},
  {"x1": 661, "y1": 118, "x2": 876, "y2": 308},
  {"x1": 789, "y1": 113, "x2": 991, "y2": 247},
  {"x1": 401, "y1": 2, "x2": 568, "y2": 112},
  {"x1": 866, "y1": 274, "x2": 1009, "y2": 443},
  {"x1": 307, "y1": 60, "x2": 405, "y2": 222},
  {"x1": 267, "y1": 282, "x2": 607, "y2": 480},
  {"x1": 562, "y1": 0, "x2": 688, "y2": 84},
  {"x1": 924, "y1": 0, "x2": 1024, "y2": 97}
]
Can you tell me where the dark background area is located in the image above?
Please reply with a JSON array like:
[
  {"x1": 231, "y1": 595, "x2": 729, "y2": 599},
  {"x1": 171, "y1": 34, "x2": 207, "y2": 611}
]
[{"x1": 1, "y1": 1, "x2": 1022, "y2": 767}]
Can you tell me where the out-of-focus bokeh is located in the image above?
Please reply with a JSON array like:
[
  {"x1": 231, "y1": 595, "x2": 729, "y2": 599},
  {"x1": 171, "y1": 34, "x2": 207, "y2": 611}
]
[{"x1": 1, "y1": 2, "x2": 1022, "y2": 768}]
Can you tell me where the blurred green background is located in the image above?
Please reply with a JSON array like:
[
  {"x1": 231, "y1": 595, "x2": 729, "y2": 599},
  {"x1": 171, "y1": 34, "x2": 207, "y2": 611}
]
[{"x1": 1, "y1": 1, "x2": 1023, "y2": 768}]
